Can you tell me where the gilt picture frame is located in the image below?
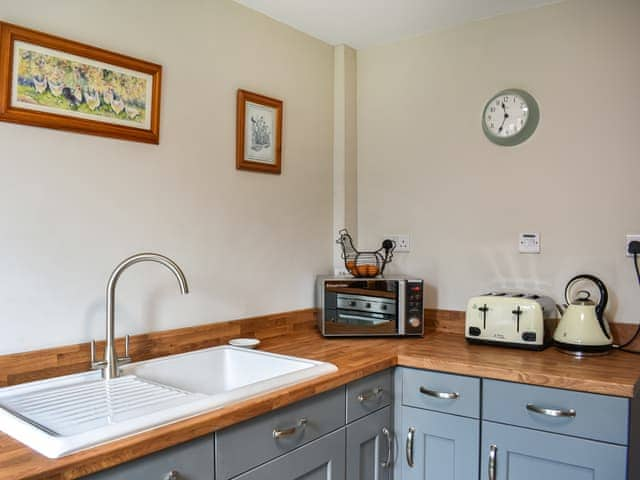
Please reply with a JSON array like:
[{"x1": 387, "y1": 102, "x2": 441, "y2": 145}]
[
  {"x1": 236, "y1": 89, "x2": 282, "y2": 174},
  {"x1": 0, "y1": 22, "x2": 161, "y2": 144}
]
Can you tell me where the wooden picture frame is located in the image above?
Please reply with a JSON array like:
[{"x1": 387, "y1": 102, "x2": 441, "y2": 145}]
[
  {"x1": 236, "y1": 89, "x2": 282, "y2": 174},
  {"x1": 0, "y1": 22, "x2": 161, "y2": 144}
]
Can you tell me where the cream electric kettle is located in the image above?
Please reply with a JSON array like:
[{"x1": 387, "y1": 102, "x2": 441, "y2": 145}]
[{"x1": 553, "y1": 274, "x2": 613, "y2": 356}]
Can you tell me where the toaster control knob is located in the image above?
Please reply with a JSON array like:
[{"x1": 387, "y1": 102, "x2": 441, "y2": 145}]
[
  {"x1": 468, "y1": 327, "x2": 481, "y2": 336},
  {"x1": 409, "y1": 317, "x2": 421, "y2": 327}
]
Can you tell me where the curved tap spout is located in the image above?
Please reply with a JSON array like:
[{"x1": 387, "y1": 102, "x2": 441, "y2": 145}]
[{"x1": 103, "y1": 253, "x2": 189, "y2": 380}]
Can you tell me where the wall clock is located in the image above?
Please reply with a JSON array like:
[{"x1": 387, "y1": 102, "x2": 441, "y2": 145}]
[{"x1": 482, "y1": 89, "x2": 539, "y2": 146}]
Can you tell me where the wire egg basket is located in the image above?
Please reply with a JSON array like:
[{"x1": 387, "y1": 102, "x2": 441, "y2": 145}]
[{"x1": 336, "y1": 229, "x2": 395, "y2": 278}]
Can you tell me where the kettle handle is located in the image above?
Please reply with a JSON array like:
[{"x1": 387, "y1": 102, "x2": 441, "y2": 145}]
[{"x1": 564, "y1": 274, "x2": 610, "y2": 339}]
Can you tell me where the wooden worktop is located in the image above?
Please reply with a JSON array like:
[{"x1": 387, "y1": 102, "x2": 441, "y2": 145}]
[{"x1": 1, "y1": 311, "x2": 640, "y2": 479}]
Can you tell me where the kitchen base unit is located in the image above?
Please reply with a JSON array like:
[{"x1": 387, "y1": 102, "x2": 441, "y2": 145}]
[
  {"x1": 481, "y1": 421, "x2": 627, "y2": 480},
  {"x1": 346, "y1": 406, "x2": 393, "y2": 480}
]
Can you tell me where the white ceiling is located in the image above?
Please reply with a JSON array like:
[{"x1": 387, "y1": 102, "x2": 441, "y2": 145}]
[{"x1": 233, "y1": 0, "x2": 563, "y2": 49}]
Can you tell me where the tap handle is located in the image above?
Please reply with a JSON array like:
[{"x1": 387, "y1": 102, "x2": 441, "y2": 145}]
[
  {"x1": 90, "y1": 340, "x2": 106, "y2": 370},
  {"x1": 117, "y1": 334, "x2": 132, "y2": 365}
]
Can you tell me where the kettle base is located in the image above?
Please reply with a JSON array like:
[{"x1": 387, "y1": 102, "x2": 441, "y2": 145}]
[{"x1": 554, "y1": 340, "x2": 612, "y2": 357}]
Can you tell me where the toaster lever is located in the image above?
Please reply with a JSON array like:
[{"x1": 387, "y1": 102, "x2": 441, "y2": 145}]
[
  {"x1": 478, "y1": 304, "x2": 489, "y2": 329},
  {"x1": 512, "y1": 306, "x2": 523, "y2": 332}
]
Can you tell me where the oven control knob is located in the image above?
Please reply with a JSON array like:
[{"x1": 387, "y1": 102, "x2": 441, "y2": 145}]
[
  {"x1": 381, "y1": 305, "x2": 387, "y2": 311},
  {"x1": 365, "y1": 303, "x2": 372, "y2": 308},
  {"x1": 350, "y1": 301, "x2": 356, "y2": 307},
  {"x1": 409, "y1": 317, "x2": 421, "y2": 328}
]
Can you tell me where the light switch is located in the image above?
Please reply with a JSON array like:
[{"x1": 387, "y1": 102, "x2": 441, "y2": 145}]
[{"x1": 519, "y1": 232, "x2": 540, "y2": 254}]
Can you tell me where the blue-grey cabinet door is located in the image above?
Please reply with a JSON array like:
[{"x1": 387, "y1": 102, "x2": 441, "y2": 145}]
[
  {"x1": 401, "y1": 405, "x2": 479, "y2": 480},
  {"x1": 481, "y1": 421, "x2": 627, "y2": 480},
  {"x1": 233, "y1": 428, "x2": 345, "y2": 480},
  {"x1": 83, "y1": 434, "x2": 214, "y2": 479},
  {"x1": 346, "y1": 406, "x2": 392, "y2": 480}
]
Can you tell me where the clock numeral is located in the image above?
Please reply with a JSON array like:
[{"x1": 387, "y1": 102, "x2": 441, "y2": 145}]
[
  {"x1": 490, "y1": 107, "x2": 496, "y2": 113},
  {"x1": 503, "y1": 96, "x2": 509, "y2": 103}
]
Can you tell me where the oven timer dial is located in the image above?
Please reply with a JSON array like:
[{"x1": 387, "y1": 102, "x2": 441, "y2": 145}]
[{"x1": 409, "y1": 317, "x2": 421, "y2": 328}]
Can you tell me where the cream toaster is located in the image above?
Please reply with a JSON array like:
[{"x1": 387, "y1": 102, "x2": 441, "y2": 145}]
[{"x1": 465, "y1": 292, "x2": 558, "y2": 350}]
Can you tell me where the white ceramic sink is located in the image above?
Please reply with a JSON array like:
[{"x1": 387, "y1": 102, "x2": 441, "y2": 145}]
[{"x1": 0, "y1": 346, "x2": 337, "y2": 458}]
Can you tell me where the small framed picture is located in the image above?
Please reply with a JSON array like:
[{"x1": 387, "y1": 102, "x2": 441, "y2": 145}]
[{"x1": 236, "y1": 89, "x2": 282, "y2": 174}]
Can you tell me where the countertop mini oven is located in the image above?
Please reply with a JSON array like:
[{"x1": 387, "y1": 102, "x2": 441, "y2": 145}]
[{"x1": 316, "y1": 276, "x2": 424, "y2": 337}]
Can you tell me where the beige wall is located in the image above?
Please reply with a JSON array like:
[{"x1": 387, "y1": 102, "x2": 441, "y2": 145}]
[
  {"x1": 0, "y1": 0, "x2": 334, "y2": 353},
  {"x1": 358, "y1": 0, "x2": 640, "y2": 323}
]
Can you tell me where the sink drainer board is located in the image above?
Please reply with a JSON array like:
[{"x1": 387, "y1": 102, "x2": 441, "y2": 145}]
[
  {"x1": 0, "y1": 372, "x2": 214, "y2": 458},
  {"x1": 0, "y1": 376, "x2": 198, "y2": 436}
]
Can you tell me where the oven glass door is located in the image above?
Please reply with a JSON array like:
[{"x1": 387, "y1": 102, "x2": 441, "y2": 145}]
[{"x1": 323, "y1": 280, "x2": 399, "y2": 335}]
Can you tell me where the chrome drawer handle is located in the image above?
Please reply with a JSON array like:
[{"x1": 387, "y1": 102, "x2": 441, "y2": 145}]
[
  {"x1": 526, "y1": 403, "x2": 576, "y2": 418},
  {"x1": 488, "y1": 444, "x2": 497, "y2": 480},
  {"x1": 164, "y1": 471, "x2": 180, "y2": 480},
  {"x1": 381, "y1": 427, "x2": 392, "y2": 468},
  {"x1": 419, "y1": 386, "x2": 459, "y2": 400},
  {"x1": 273, "y1": 417, "x2": 308, "y2": 439},
  {"x1": 406, "y1": 426, "x2": 415, "y2": 467},
  {"x1": 358, "y1": 386, "x2": 383, "y2": 402}
]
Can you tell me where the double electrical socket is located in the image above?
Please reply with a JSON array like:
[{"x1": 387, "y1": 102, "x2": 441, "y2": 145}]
[
  {"x1": 386, "y1": 234, "x2": 410, "y2": 253},
  {"x1": 626, "y1": 234, "x2": 640, "y2": 256}
]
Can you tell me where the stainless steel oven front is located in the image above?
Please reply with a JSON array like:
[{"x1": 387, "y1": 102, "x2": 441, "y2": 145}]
[{"x1": 317, "y1": 276, "x2": 424, "y2": 337}]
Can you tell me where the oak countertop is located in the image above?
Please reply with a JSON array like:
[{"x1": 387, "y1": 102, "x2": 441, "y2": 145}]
[{"x1": 1, "y1": 327, "x2": 639, "y2": 480}]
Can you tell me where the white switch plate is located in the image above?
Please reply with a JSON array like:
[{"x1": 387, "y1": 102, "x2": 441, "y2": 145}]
[
  {"x1": 386, "y1": 235, "x2": 410, "y2": 253},
  {"x1": 626, "y1": 234, "x2": 640, "y2": 256},
  {"x1": 519, "y1": 232, "x2": 540, "y2": 254}
]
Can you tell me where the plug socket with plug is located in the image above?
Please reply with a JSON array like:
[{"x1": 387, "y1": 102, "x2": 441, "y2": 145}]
[{"x1": 626, "y1": 235, "x2": 640, "y2": 256}]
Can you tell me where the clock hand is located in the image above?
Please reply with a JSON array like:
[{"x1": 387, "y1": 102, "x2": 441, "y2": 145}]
[
  {"x1": 497, "y1": 102, "x2": 510, "y2": 133},
  {"x1": 498, "y1": 112, "x2": 509, "y2": 133}
]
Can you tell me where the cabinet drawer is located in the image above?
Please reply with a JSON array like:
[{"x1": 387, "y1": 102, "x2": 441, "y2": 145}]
[
  {"x1": 83, "y1": 434, "x2": 214, "y2": 480},
  {"x1": 483, "y1": 379, "x2": 629, "y2": 445},
  {"x1": 215, "y1": 387, "x2": 346, "y2": 480},
  {"x1": 346, "y1": 369, "x2": 392, "y2": 423},
  {"x1": 401, "y1": 368, "x2": 480, "y2": 418}
]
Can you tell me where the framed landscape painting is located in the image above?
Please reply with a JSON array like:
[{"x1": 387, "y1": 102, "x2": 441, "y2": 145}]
[
  {"x1": 236, "y1": 89, "x2": 283, "y2": 174},
  {"x1": 0, "y1": 22, "x2": 161, "y2": 143}
]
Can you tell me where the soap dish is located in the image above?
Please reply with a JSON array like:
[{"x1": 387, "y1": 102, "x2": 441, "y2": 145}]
[{"x1": 228, "y1": 338, "x2": 261, "y2": 349}]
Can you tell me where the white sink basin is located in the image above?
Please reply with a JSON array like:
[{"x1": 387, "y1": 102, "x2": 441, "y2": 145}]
[{"x1": 0, "y1": 346, "x2": 337, "y2": 458}]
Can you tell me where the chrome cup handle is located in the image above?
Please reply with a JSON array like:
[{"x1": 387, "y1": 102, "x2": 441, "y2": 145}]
[
  {"x1": 488, "y1": 444, "x2": 497, "y2": 480},
  {"x1": 380, "y1": 427, "x2": 392, "y2": 468},
  {"x1": 273, "y1": 418, "x2": 308, "y2": 439},
  {"x1": 358, "y1": 386, "x2": 384, "y2": 403},
  {"x1": 526, "y1": 403, "x2": 576, "y2": 418},
  {"x1": 406, "y1": 426, "x2": 415, "y2": 467},
  {"x1": 419, "y1": 386, "x2": 459, "y2": 400},
  {"x1": 164, "y1": 470, "x2": 180, "y2": 480}
]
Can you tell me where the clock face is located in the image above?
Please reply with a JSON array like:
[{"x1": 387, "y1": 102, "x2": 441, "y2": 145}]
[
  {"x1": 482, "y1": 89, "x2": 539, "y2": 146},
  {"x1": 484, "y1": 93, "x2": 529, "y2": 138}
]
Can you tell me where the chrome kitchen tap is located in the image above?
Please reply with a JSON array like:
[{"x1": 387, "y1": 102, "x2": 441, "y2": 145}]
[{"x1": 91, "y1": 253, "x2": 189, "y2": 380}]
